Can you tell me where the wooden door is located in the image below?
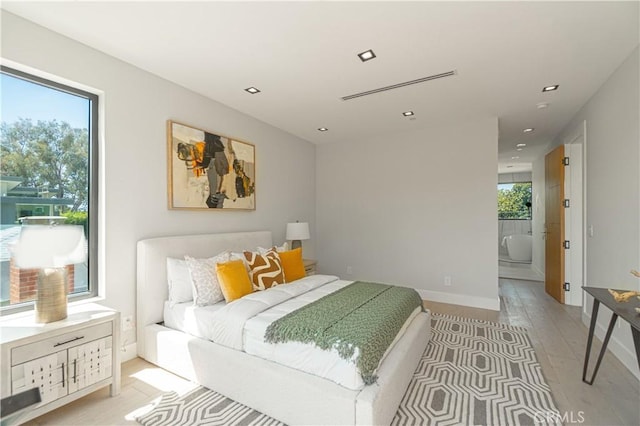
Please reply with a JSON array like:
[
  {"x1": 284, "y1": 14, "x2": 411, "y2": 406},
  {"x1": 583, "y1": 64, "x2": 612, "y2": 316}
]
[{"x1": 545, "y1": 145, "x2": 565, "y2": 303}]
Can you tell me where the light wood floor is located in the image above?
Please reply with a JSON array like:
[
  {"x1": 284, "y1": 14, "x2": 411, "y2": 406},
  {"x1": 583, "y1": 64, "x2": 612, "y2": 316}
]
[{"x1": 24, "y1": 279, "x2": 640, "y2": 426}]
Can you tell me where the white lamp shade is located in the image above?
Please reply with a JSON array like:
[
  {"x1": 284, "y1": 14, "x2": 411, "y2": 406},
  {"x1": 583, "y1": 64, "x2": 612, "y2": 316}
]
[
  {"x1": 12, "y1": 225, "x2": 87, "y2": 268},
  {"x1": 286, "y1": 222, "x2": 310, "y2": 241}
]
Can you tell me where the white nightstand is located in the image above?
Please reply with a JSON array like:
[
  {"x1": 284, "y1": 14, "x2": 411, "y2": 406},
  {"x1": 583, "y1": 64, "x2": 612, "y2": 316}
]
[
  {"x1": 303, "y1": 259, "x2": 317, "y2": 276},
  {"x1": 0, "y1": 303, "x2": 120, "y2": 424}
]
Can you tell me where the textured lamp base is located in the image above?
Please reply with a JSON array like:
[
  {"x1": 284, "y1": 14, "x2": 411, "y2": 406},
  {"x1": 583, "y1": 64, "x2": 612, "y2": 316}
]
[
  {"x1": 36, "y1": 268, "x2": 68, "y2": 323},
  {"x1": 291, "y1": 240, "x2": 302, "y2": 250}
]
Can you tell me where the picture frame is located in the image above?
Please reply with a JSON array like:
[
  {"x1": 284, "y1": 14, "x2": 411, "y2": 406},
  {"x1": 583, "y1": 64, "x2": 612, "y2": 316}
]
[{"x1": 167, "y1": 120, "x2": 256, "y2": 210}]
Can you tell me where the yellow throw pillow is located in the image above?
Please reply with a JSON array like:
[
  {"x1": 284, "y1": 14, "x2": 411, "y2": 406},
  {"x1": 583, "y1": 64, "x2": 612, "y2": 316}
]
[
  {"x1": 279, "y1": 248, "x2": 306, "y2": 283},
  {"x1": 216, "y1": 259, "x2": 253, "y2": 303}
]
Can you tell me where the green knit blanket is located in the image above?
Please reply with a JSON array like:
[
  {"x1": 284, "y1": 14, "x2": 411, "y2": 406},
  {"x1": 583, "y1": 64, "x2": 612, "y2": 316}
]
[{"x1": 264, "y1": 281, "x2": 423, "y2": 385}]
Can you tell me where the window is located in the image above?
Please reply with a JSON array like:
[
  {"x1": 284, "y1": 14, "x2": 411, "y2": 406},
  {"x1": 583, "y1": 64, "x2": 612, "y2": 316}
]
[
  {"x1": 497, "y1": 182, "x2": 532, "y2": 219},
  {"x1": 0, "y1": 66, "x2": 98, "y2": 313}
]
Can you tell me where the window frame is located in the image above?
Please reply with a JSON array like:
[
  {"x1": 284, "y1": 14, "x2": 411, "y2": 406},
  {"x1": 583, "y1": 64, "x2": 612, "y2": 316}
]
[{"x1": 0, "y1": 65, "x2": 99, "y2": 315}]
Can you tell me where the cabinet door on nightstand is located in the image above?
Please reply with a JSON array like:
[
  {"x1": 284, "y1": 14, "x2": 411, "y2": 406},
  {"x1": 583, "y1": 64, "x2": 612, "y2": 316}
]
[
  {"x1": 304, "y1": 261, "x2": 316, "y2": 276},
  {"x1": 11, "y1": 350, "x2": 67, "y2": 404},
  {"x1": 68, "y1": 336, "x2": 113, "y2": 393}
]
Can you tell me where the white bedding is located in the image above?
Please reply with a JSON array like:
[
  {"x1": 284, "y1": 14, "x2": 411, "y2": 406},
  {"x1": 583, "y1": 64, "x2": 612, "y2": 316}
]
[
  {"x1": 164, "y1": 274, "x2": 336, "y2": 344},
  {"x1": 243, "y1": 279, "x2": 420, "y2": 390},
  {"x1": 163, "y1": 300, "x2": 226, "y2": 340},
  {"x1": 164, "y1": 274, "x2": 420, "y2": 390}
]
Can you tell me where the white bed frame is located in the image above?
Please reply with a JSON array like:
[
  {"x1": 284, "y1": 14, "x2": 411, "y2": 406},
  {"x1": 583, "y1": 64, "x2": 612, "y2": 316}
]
[{"x1": 136, "y1": 231, "x2": 430, "y2": 425}]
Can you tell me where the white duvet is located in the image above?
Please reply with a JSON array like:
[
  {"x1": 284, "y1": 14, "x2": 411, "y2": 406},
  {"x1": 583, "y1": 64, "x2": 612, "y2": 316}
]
[{"x1": 164, "y1": 274, "x2": 419, "y2": 390}]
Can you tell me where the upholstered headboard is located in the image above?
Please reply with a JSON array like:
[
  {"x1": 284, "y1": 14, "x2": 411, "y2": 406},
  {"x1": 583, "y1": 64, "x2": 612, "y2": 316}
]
[{"x1": 136, "y1": 231, "x2": 272, "y2": 355}]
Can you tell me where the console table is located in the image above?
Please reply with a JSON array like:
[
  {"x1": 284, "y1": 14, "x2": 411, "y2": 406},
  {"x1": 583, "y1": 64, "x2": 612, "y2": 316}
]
[{"x1": 582, "y1": 286, "x2": 640, "y2": 385}]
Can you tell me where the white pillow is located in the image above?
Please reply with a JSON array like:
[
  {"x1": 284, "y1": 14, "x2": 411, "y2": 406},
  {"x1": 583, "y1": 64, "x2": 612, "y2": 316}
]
[
  {"x1": 257, "y1": 242, "x2": 288, "y2": 254},
  {"x1": 229, "y1": 251, "x2": 250, "y2": 269},
  {"x1": 185, "y1": 252, "x2": 230, "y2": 306},
  {"x1": 166, "y1": 258, "x2": 193, "y2": 306}
]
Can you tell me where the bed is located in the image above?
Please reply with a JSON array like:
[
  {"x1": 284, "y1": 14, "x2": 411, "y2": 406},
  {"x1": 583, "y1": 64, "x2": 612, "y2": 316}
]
[{"x1": 136, "y1": 231, "x2": 431, "y2": 425}]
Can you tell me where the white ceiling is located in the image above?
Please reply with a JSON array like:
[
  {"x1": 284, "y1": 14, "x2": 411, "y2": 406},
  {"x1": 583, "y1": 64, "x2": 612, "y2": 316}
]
[{"x1": 3, "y1": 1, "x2": 639, "y2": 172}]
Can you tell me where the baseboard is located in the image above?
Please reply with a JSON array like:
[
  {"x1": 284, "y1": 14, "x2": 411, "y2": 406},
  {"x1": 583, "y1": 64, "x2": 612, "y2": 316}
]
[
  {"x1": 120, "y1": 342, "x2": 138, "y2": 363},
  {"x1": 531, "y1": 264, "x2": 544, "y2": 278},
  {"x1": 581, "y1": 311, "x2": 640, "y2": 381},
  {"x1": 417, "y1": 288, "x2": 500, "y2": 311}
]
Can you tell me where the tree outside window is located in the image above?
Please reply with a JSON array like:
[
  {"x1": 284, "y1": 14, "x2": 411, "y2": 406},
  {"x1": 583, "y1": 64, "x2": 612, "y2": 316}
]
[{"x1": 498, "y1": 182, "x2": 532, "y2": 219}]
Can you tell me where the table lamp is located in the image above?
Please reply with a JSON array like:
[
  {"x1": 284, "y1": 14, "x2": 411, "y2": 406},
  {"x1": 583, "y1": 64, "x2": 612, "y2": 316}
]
[
  {"x1": 12, "y1": 224, "x2": 86, "y2": 323},
  {"x1": 286, "y1": 222, "x2": 310, "y2": 251}
]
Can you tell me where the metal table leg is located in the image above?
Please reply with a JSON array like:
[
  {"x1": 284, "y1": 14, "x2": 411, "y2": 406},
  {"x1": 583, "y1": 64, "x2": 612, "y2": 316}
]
[
  {"x1": 583, "y1": 299, "x2": 618, "y2": 385},
  {"x1": 632, "y1": 327, "x2": 640, "y2": 372}
]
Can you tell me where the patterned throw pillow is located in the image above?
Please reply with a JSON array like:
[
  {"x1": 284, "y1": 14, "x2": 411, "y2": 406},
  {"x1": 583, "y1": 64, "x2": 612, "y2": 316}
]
[
  {"x1": 185, "y1": 252, "x2": 229, "y2": 306},
  {"x1": 243, "y1": 248, "x2": 285, "y2": 291}
]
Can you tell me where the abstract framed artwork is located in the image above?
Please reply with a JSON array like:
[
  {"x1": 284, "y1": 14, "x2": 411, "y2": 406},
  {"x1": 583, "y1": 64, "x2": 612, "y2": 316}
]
[{"x1": 167, "y1": 120, "x2": 256, "y2": 210}]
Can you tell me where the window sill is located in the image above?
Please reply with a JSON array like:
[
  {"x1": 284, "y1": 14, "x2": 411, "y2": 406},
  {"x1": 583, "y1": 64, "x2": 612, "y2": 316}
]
[{"x1": 0, "y1": 295, "x2": 105, "y2": 323}]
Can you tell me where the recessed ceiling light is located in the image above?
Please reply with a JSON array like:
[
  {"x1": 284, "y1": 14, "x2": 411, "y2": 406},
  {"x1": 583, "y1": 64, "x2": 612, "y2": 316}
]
[
  {"x1": 537, "y1": 102, "x2": 550, "y2": 109},
  {"x1": 542, "y1": 85, "x2": 559, "y2": 92},
  {"x1": 318, "y1": 127, "x2": 328, "y2": 132},
  {"x1": 245, "y1": 87, "x2": 261, "y2": 94},
  {"x1": 357, "y1": 49, "x2": 376, "y2": 62},
  {"x1": 402, "y1": 111, "x2": 414, "y2": 117},
  {"x1": 523, "y1": 128, "x2": 534, "y2": 133},
  {"x1": 511, "y1": 156, "x2": 520, "y2": 160},
  {"x1": 516, "y1": 143, "x2": 526, "y2": 147},
  {"x1": 516, "y1": 148, "x2": 523, "y2": 151}
]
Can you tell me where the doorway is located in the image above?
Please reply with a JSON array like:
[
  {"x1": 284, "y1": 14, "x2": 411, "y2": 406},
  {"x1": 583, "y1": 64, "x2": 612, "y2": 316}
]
[{"x1": 497, "y1": 173, "x2": 543, "y2": 281}]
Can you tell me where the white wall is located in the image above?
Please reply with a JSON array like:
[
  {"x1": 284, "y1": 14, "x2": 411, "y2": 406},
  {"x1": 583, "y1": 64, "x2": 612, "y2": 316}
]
[
  {"x1": 316, "y1": 118, "x2": 499, "y2": 310},
  {"x1": 531, "y1": 155, "x2": 546, "y2": 276},
  {"x1": 552, "y1": 46, "x2": 639, "y2": 377},
  {"x1": 498, "y1": 172, "x2": 531, "y2": 184},
  {"x1": 1, "y1": 12, "x2": 316, "y2": 352}
]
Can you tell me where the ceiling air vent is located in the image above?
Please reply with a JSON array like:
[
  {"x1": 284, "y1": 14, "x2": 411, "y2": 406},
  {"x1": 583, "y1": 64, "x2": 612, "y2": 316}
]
[{"x1": 340, "y1": 70, "x2": 457, "y2": 101}]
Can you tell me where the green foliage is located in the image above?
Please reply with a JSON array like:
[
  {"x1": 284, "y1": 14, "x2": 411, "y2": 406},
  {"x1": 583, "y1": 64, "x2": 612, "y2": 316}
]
[
  {"x1": 0, "y1": 118, "x2": 88, "y2": 211},
  {"x1": 61, "y1": 211, "x2": 87, "y2": 224},
  {"x1": 61, "y1": 211, "x2": 88, "y2": 235},
  {"x1": 498, "y1": 183, "x2": 532, "y2": 219}
]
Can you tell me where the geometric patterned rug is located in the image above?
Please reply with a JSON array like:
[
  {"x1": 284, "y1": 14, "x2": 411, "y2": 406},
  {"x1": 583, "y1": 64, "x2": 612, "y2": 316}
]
[
  {"x1": 136, "y1": 313, "x2": 561, "y2": 426},
  {"x1": 392, "y1": 314, "x2": 561, "y2": 426},
  {"x1": 135, "y1": 386, "x2": 283, "y2": 426}
]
